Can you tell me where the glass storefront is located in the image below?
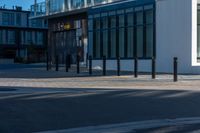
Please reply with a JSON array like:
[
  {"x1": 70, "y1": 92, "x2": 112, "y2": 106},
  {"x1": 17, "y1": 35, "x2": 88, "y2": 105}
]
[
  {"x1": 48, "y1": 17, "x2": 87, "y2": 64},
  {"x1": 198, "y1": 5, "x2": 200, "y2": 60},
  {"x1": 88, "y1": 1, "x2": 155, "y2": 59}
]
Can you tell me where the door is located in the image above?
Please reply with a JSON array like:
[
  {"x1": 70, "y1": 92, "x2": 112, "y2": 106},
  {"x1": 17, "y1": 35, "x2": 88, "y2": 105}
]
[{"x1": 54, "y1": 30, "x2": 76, "y2": 64}]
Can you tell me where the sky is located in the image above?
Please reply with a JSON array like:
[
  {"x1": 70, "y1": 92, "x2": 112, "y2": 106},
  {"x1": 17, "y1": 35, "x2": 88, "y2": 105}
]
[{"x1": 0, "y1": 0, "x2": 44, "y2": 10}]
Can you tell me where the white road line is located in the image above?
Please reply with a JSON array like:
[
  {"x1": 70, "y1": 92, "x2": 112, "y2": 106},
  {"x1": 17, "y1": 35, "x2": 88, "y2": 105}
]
[{"x1": 35, "y1": 117, "x2": 200, "y2": 133}]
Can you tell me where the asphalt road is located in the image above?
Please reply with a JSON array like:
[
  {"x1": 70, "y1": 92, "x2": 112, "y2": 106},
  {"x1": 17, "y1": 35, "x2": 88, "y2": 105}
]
[
  {"x1": 0, "y1": 64, "x2": 200, "y2": 133},
  {"x1": 1, "y1": 88, "x2": 200, "y2": 132},
  {"x1": 133, "y1": 124, "x2": 200, "y2": 133}
]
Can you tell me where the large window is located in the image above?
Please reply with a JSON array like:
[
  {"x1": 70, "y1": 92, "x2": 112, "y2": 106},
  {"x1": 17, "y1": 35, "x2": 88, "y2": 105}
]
[
  {"x1": 198, "y1": 6, "x2": 200, "y2": 59},
  {"x1": 2, "y1": 13, "x2": 14, "y2": 26},
  {"x1": 118, "y1": 10, "x2": 125, "y2": 58},
  {"x1": 88, "y1": 3, "x2": 155, "y2": 59},
  {"x1": 0, "y1": 30, "x2": 3, "y2": 45},
  {"x1": 49, "y1": 0, "x2": 65, "y2": 13},
  {"x1": 16, "y1": 13, "x2": 21, "y2": 26},
  {"x1": 110, "y1": 12, "x2": 117, "y2": 58},
  {"x1": 71, "y1": 0, "x2": 84, "y2": 9},
  {"x1": 136, "y1": 10, "x2": 143, "y2": 58},
  {"x1": 36, "y1": 32, "x2": 44, "y2": 45},
  {"x1": 93, "y1": 14, "x2": 101, "y2": 58},
  {"x1": 0, "y1": 30, "x2": 15, "y2": 45},
  {"x1": 126, "y1": 8, "x2": 134, "y2": 58},
  {"x1": 102, "y1": 13, "x2": 108, "y2": 57},
  {"x1": 7, "y1": 31, "x2": 15, "y2": 44},
  {"x1": 145, "y1": 6, "x2": 154, "y2": 57}
]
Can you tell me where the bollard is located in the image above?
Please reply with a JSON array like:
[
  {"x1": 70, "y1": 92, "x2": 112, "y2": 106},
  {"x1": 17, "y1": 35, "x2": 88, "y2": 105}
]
[
  {"x1": 117, "y1": 56, "x2": 121, "y2": 76},
  {"x1": 65, "y1": 55, "x2": 68, "y2": 72},
  {"x1": 89, "y1": 55, "x2": 92, "y2": 75},
  {"x1": 68, "y1": 54, "x2": 71, "y2": 68},
  {"x1": 46, "y1": 52, "x2": 49, "y2": 71},
  {"x1": 152, "y1": 57, "x2": 156, "y2": 79},
  {"x1": 55, "y1": 55, "x2": 59, "y2": 71},
  {"x1": 103, "y1": 56, "x2": 106, "y2": 76},
  {"x1": 173, "y1": 57, "x2": 178, "y2": 82},
  {"x1": 134, "y1": 57, "x2": 138, "y2": 78},
  {"x1": 77, "y1": 55, "x2": 80, "y2": 74}
]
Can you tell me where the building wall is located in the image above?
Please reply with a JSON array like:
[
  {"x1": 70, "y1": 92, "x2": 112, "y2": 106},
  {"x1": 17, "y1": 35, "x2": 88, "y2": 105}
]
[
  {"x1": 0, "y1": 10, "x2": 29, "y2": 27},
  {"x1": 91, "y1": 0, "x2": 200, "y2": 74},
  {"x1": 156, "y1": 0, "x2": 200, "y2": 74},
  {"x1": 0, "y1": 9, "x2": 47, "y2": 62}
]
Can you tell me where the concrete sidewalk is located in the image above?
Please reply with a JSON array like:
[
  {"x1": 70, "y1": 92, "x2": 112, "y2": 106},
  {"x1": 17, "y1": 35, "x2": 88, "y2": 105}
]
[{"x1": 0, "y1": 63, "x2": 200, "y2": 91}]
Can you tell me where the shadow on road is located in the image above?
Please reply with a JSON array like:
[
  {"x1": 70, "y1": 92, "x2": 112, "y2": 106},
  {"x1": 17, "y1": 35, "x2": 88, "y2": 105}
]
[{"x1": 0, "y1": 87, "x2": 200, "y2": 132}]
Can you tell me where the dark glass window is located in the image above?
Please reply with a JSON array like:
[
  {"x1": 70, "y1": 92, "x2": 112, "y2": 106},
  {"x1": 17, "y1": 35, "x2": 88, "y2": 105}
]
[
  {"x1": 7, "y1": 30, "x2": 15, "y2": 45},
  {"x1": 145, "y1": 9, "x2": 154, "y2": 57},
  {"x1": 0, "y1": 30, "x2": 2, "y2": 44},
  {"x1": 127, "y1": 13, "x2": 134, "y2": 26},
  {"x1": 2, "y1": 13, "x2": 14, "y2": 26},
  {"x1": 16, "y1": 13, "x2": 21, "y2": 26},
  {"x1": 146, "y1": 25, "x2": 153, "y2": 57},
  {"x1": 95, "y1": 19, "x2": 101, "y2": 29},
  {"x1": 88, "y1": 32, "x2": 93, "y2": 56},
  {"x1": 88, "y1": 19, "x2": 93, "y2": 31},
  {"x1": 95, "y1": 31, "x2": 101, "y2": 58},
  {"x1": 119, "y1": 28, "x2": 125, "y2": 57},
  {"x1": 110, "y1": 16, "x2": 116, "y2": 28},
  {"x1": 102, "y1": 17, "x2": 108, "y2": 29},
  {"x1": 145, "y1": 10, "x2": 153, "y2": 24},
  {"x1": 136, "y1": 12, "x2": 143, "y2": 25},
  {"x1": 198, "y1": 7, "x2": 200, "y2": 59},
  {"x1": 136, "y1": 26, "x2": 143, "y2": 57},
  {"x1": 103, "y1": 30, "x2": 108, "y2": 57},
  {"x1": 89, "y1": 4, "x2": 155, "y2": 59},
  {"x1": 102, "y1": 16, "x2": 108, "y2": 57},
  {"x1": 111, "y1": 29, "x2": 116, "y2": 58},
  {"x1": 119, "y1": 15, "x2": 125, "y2": 27},
  {"x1": 127, "y1": 27, "x2": 134, "y2": 58}
]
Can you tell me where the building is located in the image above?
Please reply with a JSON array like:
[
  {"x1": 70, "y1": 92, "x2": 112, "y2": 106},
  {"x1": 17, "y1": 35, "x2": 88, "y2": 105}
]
[
  {"x1": 31, "y1": 0, "x2": 200, "y2": 74},
  {"x1": 0, "y1": 6, "x2": 48, "y2": 63}
]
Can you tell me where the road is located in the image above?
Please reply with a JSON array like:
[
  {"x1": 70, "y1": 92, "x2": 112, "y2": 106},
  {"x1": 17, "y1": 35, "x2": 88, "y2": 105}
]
[{"x1": 0, "y1": 64, "x2": 200, "y2": 133}]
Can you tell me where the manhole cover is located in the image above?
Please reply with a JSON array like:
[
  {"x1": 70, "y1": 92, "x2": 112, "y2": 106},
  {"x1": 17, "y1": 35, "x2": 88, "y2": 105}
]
[{"x1": 0, "y1": 88, "x2": 17, "y2": 91}]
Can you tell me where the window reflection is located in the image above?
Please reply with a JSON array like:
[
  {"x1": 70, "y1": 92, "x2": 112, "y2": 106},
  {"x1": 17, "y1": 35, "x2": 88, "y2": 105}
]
[{"x1": 89, "y1": 4, "x2": 155, "y2": 59}]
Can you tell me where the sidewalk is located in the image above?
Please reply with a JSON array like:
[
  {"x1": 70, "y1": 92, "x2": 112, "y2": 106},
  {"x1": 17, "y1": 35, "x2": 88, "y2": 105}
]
[{"x1": 0, "y1": 64, "x2": 200, "y2": 91}]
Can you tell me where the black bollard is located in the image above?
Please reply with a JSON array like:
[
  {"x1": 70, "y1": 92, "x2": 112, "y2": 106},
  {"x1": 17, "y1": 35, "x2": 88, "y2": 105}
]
[
  {"x1": 89, "y1": 55, "x2": 92, "y2": 75},
  {"x1": 66, "y1": 54, "x2": 71, "y2": 69},
  {"x1": 173, "y1": 57, "x2": 178, "y2": 82},
  {"x1": 46, "y1": 52, "x2": 49, "y2": 71},
  {"x1": 134, "y1": 57, "x2": 138, "y2": 78},
  {"x1": 55, "y1": 55, "x2": 59, "y2": 71},
  {"x1": 65, "y1": 55, "x2": 68, "y2": 72},
  {"x1": 117, "y1": 57, "x2": 121, "y2": 76},
  {"x1": 152, "y1": 57, "x2": 156, "y2": 79},
  {"x1": 77, "y1": 55, "x2": 80, "y2": 74},
  {"x1": 103, "y1": 56, "x2": 106, "y2": 76}
]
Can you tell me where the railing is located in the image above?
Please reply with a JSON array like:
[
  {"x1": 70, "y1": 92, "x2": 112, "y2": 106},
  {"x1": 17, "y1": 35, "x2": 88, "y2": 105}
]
[
  {"x1": 30, "y1": 2, "x2": 46, "y2": 17},
  {"x1": 30, "y1": 0, "x2": 121, "y2": 18}
]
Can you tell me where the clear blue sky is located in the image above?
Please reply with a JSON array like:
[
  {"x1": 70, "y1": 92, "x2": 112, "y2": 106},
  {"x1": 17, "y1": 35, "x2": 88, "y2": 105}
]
[{"x1": 0, "y1": 0, "x2": 44, "y2": 10}]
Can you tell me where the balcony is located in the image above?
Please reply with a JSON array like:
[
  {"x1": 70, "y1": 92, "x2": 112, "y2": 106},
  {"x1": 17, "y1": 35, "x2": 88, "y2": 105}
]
[{"x1": 30, "y1": 0, "x2": 121, "y2": 18}]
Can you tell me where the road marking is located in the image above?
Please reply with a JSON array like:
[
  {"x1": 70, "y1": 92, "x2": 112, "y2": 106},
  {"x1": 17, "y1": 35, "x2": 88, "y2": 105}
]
[{"x1": 35, "y1": 117, "x2": 200, "y2": 133}]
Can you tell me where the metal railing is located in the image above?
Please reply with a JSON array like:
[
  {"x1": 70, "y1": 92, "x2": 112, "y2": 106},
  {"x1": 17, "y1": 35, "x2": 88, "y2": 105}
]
[{"x1": 30, "y1": 0, "x2": 122, "y2": 18}]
